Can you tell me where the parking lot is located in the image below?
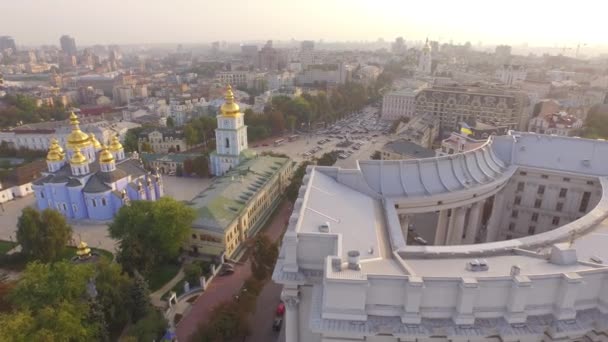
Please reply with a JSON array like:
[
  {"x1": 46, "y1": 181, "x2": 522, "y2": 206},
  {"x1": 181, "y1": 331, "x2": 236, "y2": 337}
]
[{"x1": 250, "y1": 105, "x2": 392, "y2": 168}]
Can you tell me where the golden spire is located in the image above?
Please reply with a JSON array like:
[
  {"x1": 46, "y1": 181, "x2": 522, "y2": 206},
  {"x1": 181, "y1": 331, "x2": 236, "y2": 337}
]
[
  {"x1": 98, "y1": 144, "x2": 115, "y2": 164},
  {"x1": 70, "y1": 147, "x2": 88, "y2": 166},
  {"x1": 51, "y1": 137, "x2": 65, "y2": 157},
  {"x1": 88, "y1": 133, "x2": 102, "y2": 149},
  {"x1": 66, "y1": 112, "x2": 92, "y2": 149},
  {"x1": 108, "y1": 135, "x2": 123, "y2": 152},
  {"x1": 219, "y1": 84, "x2": 241, "y2": 117}
]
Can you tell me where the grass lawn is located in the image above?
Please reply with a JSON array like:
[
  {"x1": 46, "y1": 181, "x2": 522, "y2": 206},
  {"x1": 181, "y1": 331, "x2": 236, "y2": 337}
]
[
  {"x1": 0, "y1": 240, "x2": 16, "y2": 255},
  {"x1": 147, "y1": 262, "x2": 181, "y2": 292}
]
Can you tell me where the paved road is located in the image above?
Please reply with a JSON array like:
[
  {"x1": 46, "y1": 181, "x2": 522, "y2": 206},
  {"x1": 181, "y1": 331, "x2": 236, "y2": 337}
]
[{"x1": 176, "y1": 201, "x2": 293, "y2": 342}]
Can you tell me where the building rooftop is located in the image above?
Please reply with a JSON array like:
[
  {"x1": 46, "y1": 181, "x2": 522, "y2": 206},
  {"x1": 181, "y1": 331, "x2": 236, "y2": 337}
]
[
  {"x1": 382, "y1": 140, "x2": 436, "y2": 159},
  {"x1": 189, "y1": 154, "x2": 290, "y2": 232}
]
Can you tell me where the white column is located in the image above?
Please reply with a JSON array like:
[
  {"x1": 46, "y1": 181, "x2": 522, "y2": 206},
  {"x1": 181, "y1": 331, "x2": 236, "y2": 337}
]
[
  {"x1": 399, "y1": 214, "x2": 410, "y2": 242},
  {"x1": 464, "y1": 201, "x2": 483, "y2": 244},
  {"x1": 486, "y1": 192, "x2": 505, "y2": 242},
  {"x1": 281, "y1": 288, "x2": 299, "y2": 342},
  {"x1": 434, "y1": 210, "x2": 449, "y2": 245},
  {"x1": 447, "y1": 207, "x2": 466, "y2": 245}
]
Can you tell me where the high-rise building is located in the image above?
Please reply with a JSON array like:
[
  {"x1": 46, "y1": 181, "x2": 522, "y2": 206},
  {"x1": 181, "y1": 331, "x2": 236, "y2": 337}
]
[
  {"x1": 300, "y1": 40, "x2": 315, "y2": 51},
  {"x1": 60, "y1": 35, "x2": 77, "y2": 55},
  {"x1": 0, "y1": 36, "x2": 16, "y2": 52},
  {"x1": 416, "y1": 85, "x2": 528, "y2": 131}
]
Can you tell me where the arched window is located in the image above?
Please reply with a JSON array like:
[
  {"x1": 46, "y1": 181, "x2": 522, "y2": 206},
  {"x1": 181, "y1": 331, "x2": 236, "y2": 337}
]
[
  {"x1": 225, "y1": 138, "x2": 230, "y2": 148},
  {"x1": 102, "y1": 198, "x2": 107, "y2": 206},
  {"x1": 92, "y1": 199, "x2": 97, "y2": 207}
]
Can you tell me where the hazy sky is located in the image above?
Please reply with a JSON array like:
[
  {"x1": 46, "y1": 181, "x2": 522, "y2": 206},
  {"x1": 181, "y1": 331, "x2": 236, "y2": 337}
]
[{"x1": 2, "y1": 0, "x2": 606, "y2": 47}]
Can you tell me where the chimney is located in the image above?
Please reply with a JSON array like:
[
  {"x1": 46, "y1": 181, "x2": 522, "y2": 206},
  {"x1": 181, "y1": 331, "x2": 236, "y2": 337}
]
[{"x1": 347, "y1": 250, "x2": 360, "y2": 270}]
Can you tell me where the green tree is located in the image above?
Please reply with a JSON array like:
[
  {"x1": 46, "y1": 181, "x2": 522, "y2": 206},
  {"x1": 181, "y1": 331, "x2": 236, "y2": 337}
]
[
  {"x1": 250, "y1": 235, "x2": 279, "y2": 280},
  {"x1": 166, "y1": 116, "x2": 175, "y2": 128},
  {"x1": 123, "y1": 127, "x2": 144, "y2": 152},
  {"x1": 109, "y1": 198, "x2": 195, "y2": 274},
  {"x1": 176, "y1": 164, "x2": 184, "y2": 177},
  {"x1": 16, "y1": 208, "x2": 73, "y2": 263},
  {"x1": 192, "y1": 155, "x2": 210, "y2": 177},
  {"x1": 286, "y1": 161, "x2": 312, "y2": 202},
  {"x1": 582, "y1": 104, "x2": 608, "y2": 138},
  {"x1": 269, "y1": 110, "x2": 286, "y2": 135},
  {"x1": 286, "y1": 115, "x2": 297, "y2": 132},
  {"x1": 140, "y1": 142, "x2": 153, "y2": 153},
  {"x1": 129, "y1": 272, "x2": 151, "y2": 322},
  {"x1": 124, "y1": 310, "x2": 167, "y2": 342},
  {"x1": 370, "y1": 151, "x2": 382, "y2": 160},
  {"x1": 184, "y1": 123, "x2": 199, "y2": 146},
  {"x1": 184, "y1": 263, "x2": 202, "y2": 285},
  {"x1": 94, "y1": 258, "x2": 133, "y2": 337},
  {"x1": 316, "y1": 151, "x2": 339, "y2": 166}
]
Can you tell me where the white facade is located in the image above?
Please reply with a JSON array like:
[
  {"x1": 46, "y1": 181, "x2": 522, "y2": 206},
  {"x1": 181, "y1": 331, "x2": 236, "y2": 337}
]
[
  {"x1": 381, "y1": 89, "x2": 419, "y2": 121},
  {"x1": 274, "y1": 132, "x2": 608, "y2": 342},
  {"x1": 496, "y1": 64, "x2": 527, "y2": 86}
]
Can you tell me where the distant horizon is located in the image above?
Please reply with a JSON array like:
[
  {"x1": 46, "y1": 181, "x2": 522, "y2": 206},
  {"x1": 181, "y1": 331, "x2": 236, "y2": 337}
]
[{"x1": 3, "y1": 0, "x2": 607, "y2": 50}]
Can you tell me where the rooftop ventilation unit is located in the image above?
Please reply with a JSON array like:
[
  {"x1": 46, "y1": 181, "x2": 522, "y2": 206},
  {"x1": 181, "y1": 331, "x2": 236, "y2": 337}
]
[
  {"x1": 347, "y1": 250, "x2": 361, "y2": 271},
  {"x1": 318, "y1": 222, "x2": 330, "y2": 233},
  {"x1": 331, "y1": 257, "x2": 342, "y2": 271},
  {"x1": 466, "y1": 259, "x2": 489, "y2": 272}
]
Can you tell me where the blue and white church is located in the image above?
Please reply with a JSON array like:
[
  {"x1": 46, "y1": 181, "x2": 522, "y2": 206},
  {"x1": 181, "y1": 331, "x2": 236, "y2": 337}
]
[{"x1": 32, "y1": 112, "x2": 164, "y2": 221}]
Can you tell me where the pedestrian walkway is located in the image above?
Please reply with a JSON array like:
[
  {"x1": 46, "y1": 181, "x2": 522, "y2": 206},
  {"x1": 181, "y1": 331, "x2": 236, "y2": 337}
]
[
  {"x1": 176, "y1": 200, "x2": 292, "y2": 342},
  {"x1": 150, "y1": 267, "x2": 184, "y2": 308}
]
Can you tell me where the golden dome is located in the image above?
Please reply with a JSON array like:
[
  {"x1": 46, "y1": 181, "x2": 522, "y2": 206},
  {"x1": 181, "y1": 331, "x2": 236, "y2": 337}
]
[
  {"x1": 99, "y1": 145, "x2": 115, "y2": 164},
  {"x1": 66, "y1": 112, "x2": 92, "y2": 149},
  {"x1": 219, "y1": 85, "x2": 241, "y2": 117},
  {"x1": 108, "y1": 135, "x2": 123, "y2": 152},
  {"x1": 89, "y1": 133, "x2": 102, "y2": 149},
  {"x1": 70, "y1": 148, "x2": 88, "y2": 166},
  {"x1": 46, "y1": 139, "x2": 63, "y2": 162}
]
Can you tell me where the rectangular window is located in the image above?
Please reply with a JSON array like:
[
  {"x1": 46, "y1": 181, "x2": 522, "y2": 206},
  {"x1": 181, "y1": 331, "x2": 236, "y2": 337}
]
[
  {"x1": 508, "y1": 223, "x2": 515, "y2": 231},
  {"x1": 541, "y1": 174, "x2": 549, "y2": 179},
  {"x1": 40, "y1": 191, "x2": 45, "y2": 198},
  {"x1": 516, "y1": 182, "x2": 524, "y2": 192},
  {"x1": 563, "y1": 177, "x2": 570, "y2": 182},
  {"x1": 556, "y1": 202, "x2": 564, "y2": 212},
  {"x1": 528, "y1": 226, "x2": 536, "y2": 235},
  {"x1": 92, "y1": 199, "x2": 97, "y2": 207},
  {"x1": 587, "y1": 180, "x2": 594, "y2": 186},
  {"x1": 514, "y1": 196, "x2": 521, "y2": 205},
  {"x1": 559, "y1": 188, "x2": 567, "y2": 198},
  {"x1": 537, "y1": 185, "x2": 545, "y2": 195},
  {"x1": 102, "y1": 198, "x2": 107, "y2": 206},
  {"x1": 519, "y1": 171, "x2": 527, "y2": 176},
  {"x1": 62, "y1": 203, "x2": 67, "y2": 211},
  {"x1": 579, "y1": 191, "x2": 591, "y2": 212},
  {"x1": 511, "y1": 210, "x2": 518, "y2": 218},
  {"x1": 552, "y1": 216, "x2": 560, "y2": 225},
  {"x1": 534, "y1": 199, "x2": 542, "y2": 208},
  {"x1": 531, "y1": 213, "x2": 539, "y2": 222}
]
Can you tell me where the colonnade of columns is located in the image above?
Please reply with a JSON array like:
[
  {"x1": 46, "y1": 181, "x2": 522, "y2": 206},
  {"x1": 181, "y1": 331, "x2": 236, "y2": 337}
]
[{"x1": 430, "y1": 192, "x2": 504, "y2": 246}]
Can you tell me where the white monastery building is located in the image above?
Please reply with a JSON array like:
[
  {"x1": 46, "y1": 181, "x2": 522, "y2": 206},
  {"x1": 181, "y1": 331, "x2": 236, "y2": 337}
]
[{"x1": 274, "y1": 131, "x2": 608, "y2": 342}]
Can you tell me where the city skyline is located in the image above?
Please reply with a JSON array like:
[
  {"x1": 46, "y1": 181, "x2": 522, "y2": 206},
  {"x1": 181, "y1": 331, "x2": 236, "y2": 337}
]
[{"x1": 2, "y1": 0, "x2": 607, "y2": 47}]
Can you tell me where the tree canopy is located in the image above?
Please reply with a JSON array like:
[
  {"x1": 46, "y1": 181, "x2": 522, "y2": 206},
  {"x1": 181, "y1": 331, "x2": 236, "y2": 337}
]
[
  {"x1": 16, "y1": 208, "x2": 73, "y2": 263},
  {"x1": 109, "y1": 197, "x2": 195, "y2": 274},
  {"x1": 581, "y1": 104, "x2": 608, "y2": 139},
  {"x1": 0, "y1": 94, "x2": 68, "y2": 129}
]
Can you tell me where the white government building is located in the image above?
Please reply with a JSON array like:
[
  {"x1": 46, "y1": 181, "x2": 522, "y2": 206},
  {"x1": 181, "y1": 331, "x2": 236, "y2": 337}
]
[{"x1": 273, "y1": 132, "x2": 608, "y2": 342}]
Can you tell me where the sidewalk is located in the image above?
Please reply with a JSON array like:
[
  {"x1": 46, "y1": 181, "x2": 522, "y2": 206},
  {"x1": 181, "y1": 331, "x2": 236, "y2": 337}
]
[
  {"x1": 150, "y1": 267, "x2": 184, "y2": 308},
  {"x1": 176, "y1": 200, "x2": 292, "y2": 342}
]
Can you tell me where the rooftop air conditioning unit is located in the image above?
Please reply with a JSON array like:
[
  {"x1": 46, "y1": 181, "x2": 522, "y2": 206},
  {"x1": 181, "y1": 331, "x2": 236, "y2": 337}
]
[
  {"x1": 318, "y1": 222, "x2": 330, "y2": 233},
  {"x1": 466, "y1": 259, "x2": 489, "y2": 272}
]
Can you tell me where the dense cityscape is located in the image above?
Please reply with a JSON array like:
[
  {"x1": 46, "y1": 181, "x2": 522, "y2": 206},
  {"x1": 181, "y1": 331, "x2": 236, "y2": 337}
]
[{"x1": 2, "y1": 3, "x2": 608, "y2": 342}]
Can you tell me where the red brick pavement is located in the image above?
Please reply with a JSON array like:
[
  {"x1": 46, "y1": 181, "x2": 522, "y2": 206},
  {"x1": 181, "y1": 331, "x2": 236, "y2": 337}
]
[{"x1": 176, "y1": 201, "x2": 292, "y2": 342}]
